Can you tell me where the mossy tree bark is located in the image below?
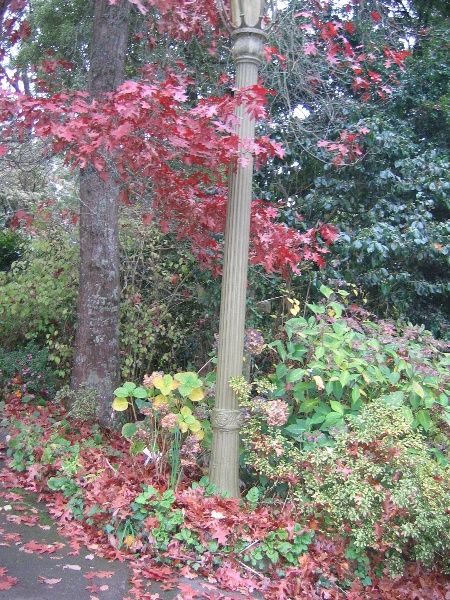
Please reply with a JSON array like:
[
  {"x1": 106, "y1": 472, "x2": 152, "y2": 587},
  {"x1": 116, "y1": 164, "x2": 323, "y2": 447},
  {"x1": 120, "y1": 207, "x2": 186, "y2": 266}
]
[{"x1": 71, "y1": 0, "x2": 131, "y2": 426}]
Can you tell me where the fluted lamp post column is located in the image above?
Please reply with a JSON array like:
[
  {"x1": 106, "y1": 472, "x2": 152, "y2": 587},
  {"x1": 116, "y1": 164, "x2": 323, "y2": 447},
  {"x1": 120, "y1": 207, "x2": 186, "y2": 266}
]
[{"x1": 210, "y1": 0, "x2": 276, "y2": 497}]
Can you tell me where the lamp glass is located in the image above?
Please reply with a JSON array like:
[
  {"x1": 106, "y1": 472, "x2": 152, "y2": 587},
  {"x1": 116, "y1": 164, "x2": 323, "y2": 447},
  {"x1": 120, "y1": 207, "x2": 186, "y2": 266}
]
[{"x1": 230, "y1": 0, "x2": 262, "y2": 28}]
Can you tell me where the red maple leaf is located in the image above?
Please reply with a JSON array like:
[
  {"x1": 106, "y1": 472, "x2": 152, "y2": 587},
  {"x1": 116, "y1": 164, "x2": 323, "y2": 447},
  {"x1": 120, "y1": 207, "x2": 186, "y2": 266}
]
[
  {"x1": 371, "y1": 10, "x2": 381, "y2": 23},
  {"x1": 84, "y1": 570, "x2": 115, "y2": 579},
  {"x1": 0, "y1": 572, "x2": 18, "y2": 591}
]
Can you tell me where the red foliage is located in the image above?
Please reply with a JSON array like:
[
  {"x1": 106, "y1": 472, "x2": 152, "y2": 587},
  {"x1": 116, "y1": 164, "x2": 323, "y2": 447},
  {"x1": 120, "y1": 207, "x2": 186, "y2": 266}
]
[
  {"x1": 0, "y1": 573, "x2": 18, "y2": 591},
  {"x1": 0, "y1": 71, "x2": 334, "y2": 276},
  {"x1": 1, "y1": 393, "x2": 450, "y2": 599},
  {"x1": 0, "y1": 0, "x2": 340, "y2": 279}
]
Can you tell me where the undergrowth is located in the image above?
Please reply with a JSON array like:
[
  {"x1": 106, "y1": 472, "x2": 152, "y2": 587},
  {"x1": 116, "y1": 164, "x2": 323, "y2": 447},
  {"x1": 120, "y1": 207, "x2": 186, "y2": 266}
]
[{"x1": 1, "y1": 389, "x2": 450, "y2": 599}]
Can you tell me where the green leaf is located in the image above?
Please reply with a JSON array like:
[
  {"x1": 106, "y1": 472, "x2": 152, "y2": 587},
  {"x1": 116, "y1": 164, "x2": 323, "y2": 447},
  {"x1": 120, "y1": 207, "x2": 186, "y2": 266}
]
[
  {"x1": 306, "y1": 303, "x2": 325, "y2": 315},
  {"x1": 417, "y1": 409, "x2": 431, "y2": 432},
  {"x1": 329, "y1": 400, "x2": 344, "y2": 415},
  {"x1": 319, "y1": 284, "x2": 333, "y2": 299},
  {"x1": 329, "y1": 302, "x2": 343, "y2": 317},
  {"x1": 130, "y1": 441, "x2": 146, "y2": 455},
  {"x1": 122, "y1": 422, "x2": 138, "y2": 437},
  {"x1": 351, "y1": 386, "x2": 361, "y2": 402},
  {"x1": 339, "y1": 370, "x2": 351, "y2": 388},
  {"x1": 299, "y1": 398, "x2": 319, "y2": 413},
  {"x1": 284, "y1": 423, "x2": 308, "y2": 437},
  {"x1": 273, "y1": 341, "x2": 287, "y2": 361},
  {"x1": 114, "y1": 385, "x2": 134, "y2": 398},
  {"x1": 132, "y1": 386, "x2": 149, "y2": 399},
  {"x1": 286, "y1": 368, "x2": 305, "y2": 383},
  {"x1": 412, "y1": 381, "x2": 425, "y2": 398},
  {"x1": 409, "y1": 391, "x2": 422, "y2": 409},
  {"x1": 276, "y1": 362, "x2": 288, "y2": 379},
  {"x1": 246, "y1": 487, "x2": 260, "y2": 503},
  {"x1": 388, "y1": 372, "x2": 400, "y2": 385}
]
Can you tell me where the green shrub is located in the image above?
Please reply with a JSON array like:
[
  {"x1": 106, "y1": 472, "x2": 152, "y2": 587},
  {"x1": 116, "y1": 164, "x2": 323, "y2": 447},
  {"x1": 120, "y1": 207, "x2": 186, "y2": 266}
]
[
  {"x1": 268, "y1": 286, "x2": 450, "y2": 461},
  {"x1": 0, "y1": 342, "x2": 57, "y2": 398},
  {"x1": 55, "y1": 384, "x2": 99, "y2": 422},
  {"x1": 295, "y1": 401, "x2": 450, "y2": 573},
  {"x1": 0, "y1": 218, "x2": 78, "y2": 378},
  {"x1": 0, "y1": 228, "x2": 24, "y2": 271}
]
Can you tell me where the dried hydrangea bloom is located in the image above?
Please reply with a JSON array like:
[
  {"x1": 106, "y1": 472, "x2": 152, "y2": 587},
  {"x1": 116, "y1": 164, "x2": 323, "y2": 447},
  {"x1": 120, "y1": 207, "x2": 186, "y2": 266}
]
[
  {"x1": 265, "y1": 399, "x2": 289, "y2": 427},
  {"x1": 244, "y1": 328, "x2": 265, "y2": 355},
  {"x1": 161, "y1": 412, "x2": 179, "y2": 430},
  {"x1": 180, "y1": 435, "x2": 201, "y2": 466},
  {"x1": 153, "y1": 401, "x2": 170, "y2": 415},
  {"x1": 193, "y1": 404, "x2": 210, "y2": 420},
  {"x1": 139, "y1": 405, "x2": 154, "y2": 416},
  {"x1": 133, "y1": 426, "x2": 149, "y2": 442},
  {"x1": 143, "y1": 371, "x2": 164, "y2": 388}
]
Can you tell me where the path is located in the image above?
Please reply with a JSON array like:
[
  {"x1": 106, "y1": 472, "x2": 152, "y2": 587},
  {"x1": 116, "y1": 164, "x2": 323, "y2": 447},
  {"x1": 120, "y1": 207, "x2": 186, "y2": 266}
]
[{"x1": 0, "y1": 429, "x2": 263, "y2": 600}]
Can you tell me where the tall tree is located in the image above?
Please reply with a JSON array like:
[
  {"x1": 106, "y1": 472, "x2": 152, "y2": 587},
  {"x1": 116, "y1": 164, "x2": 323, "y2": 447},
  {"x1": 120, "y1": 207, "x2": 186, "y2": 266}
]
[{"x1": 71, "y1": 0, "x2": 131, "y2": 425}]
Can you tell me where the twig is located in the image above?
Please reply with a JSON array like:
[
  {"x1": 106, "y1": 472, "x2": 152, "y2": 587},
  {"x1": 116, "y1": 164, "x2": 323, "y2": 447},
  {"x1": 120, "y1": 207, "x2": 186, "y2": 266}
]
[
  {"x1": 197, "y1": 356, "x2": 215, "y2": 375},
  {"x1": 235, "y1": 559, "x2": 265, "y2": 579},
  {"x1": 238, "y1": 539, "x2": 260, "y2": 554},
  {"x1": 104, "y1": 457, "x2": 119, "y2": 474}
]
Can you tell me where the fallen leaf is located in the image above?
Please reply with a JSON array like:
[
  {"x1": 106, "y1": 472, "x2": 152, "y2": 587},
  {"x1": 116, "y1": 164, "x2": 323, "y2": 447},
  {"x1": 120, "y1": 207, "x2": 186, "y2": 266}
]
[
  {"x1": 23, "y1": 540, "x2": 64, "y2": 554},
  {"x1": 63, "y1": 564, "x2": 82, "y2": 570},
  {"x1": 0, "y1": 574, "x2": 18, "y2": 590},
  {"x1": 211, "y1": 510, "x2": 225, "y2": 519},
  {"x1": 84, "y1": 571, "x2": 114, "y2": 579},
  {"x1": 99, "y1": 584, "x2": 109, "y2": 591},
  {"x1": 179, "y1": 565, "x2": 198, "y2": 579},
  {"x1": 85, "y1": 553, "x2": 95, "y2": 560},
  {"x1": 38, "y1": 576, "x2": 62, "y2": 585}
]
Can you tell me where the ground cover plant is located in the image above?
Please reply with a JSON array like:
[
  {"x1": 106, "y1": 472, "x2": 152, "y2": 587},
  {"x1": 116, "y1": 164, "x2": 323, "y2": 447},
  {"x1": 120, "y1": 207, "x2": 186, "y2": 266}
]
[{"x1": 1, "y1": 292, "x2": 450, "y2": 599}]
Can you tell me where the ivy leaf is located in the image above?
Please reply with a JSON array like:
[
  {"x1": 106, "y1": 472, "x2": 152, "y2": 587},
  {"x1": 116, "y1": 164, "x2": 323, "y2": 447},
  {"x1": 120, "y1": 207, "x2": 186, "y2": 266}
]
[{"x1": 246, "y1": 487, "x2": 260, "y2": 503}]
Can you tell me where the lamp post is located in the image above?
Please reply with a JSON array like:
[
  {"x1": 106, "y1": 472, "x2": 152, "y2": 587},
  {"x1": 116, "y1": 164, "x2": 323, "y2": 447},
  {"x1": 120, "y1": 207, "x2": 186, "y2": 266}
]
[{"x1": 210, "y1": 0, "x2": 276, "y2": 497}]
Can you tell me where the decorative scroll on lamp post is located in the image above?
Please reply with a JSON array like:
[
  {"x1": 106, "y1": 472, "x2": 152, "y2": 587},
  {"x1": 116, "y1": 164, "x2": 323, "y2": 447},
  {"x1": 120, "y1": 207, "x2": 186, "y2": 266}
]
[{"x1": 210, "y1": 0, "x2": 277, "y2": 497}]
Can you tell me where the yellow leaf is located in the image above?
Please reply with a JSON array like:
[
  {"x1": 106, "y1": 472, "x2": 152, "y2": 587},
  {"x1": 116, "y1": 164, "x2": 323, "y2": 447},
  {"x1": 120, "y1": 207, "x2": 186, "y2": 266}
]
[
  {"x1": 313, "y1": 375, "x2": 325, "y2": 391},
  {"x1": 112, "y1": 397, "x2": 129, "y2": 411},
  {"x1": 287, "y1": 297, "x2": 300, "y2": 316},
  {"x1": 179, "y1": 421, "x2": 189, "y2": 433},
  {"x1": 153, "y1": 394, "x2": 170, "y2": 407},
  {"x1": 412, "y1": 380, "x2": 424, "y2": 399},
  {"x1": 153, "y1": 375, "x2": 179, "y2": 393},
  {"x1": 188, "y1": 387, "x2": 204, "y2": 402},
  {"x1": 195, "y1": 429, "x2": 205, "y2": 441}
]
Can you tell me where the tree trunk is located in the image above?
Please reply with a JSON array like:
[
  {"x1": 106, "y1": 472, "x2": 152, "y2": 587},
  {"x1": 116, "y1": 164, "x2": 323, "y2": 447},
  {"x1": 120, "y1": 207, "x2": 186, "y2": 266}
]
[{"x1": 71, "y1": 0, "x2": 130, "y2": 426}]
